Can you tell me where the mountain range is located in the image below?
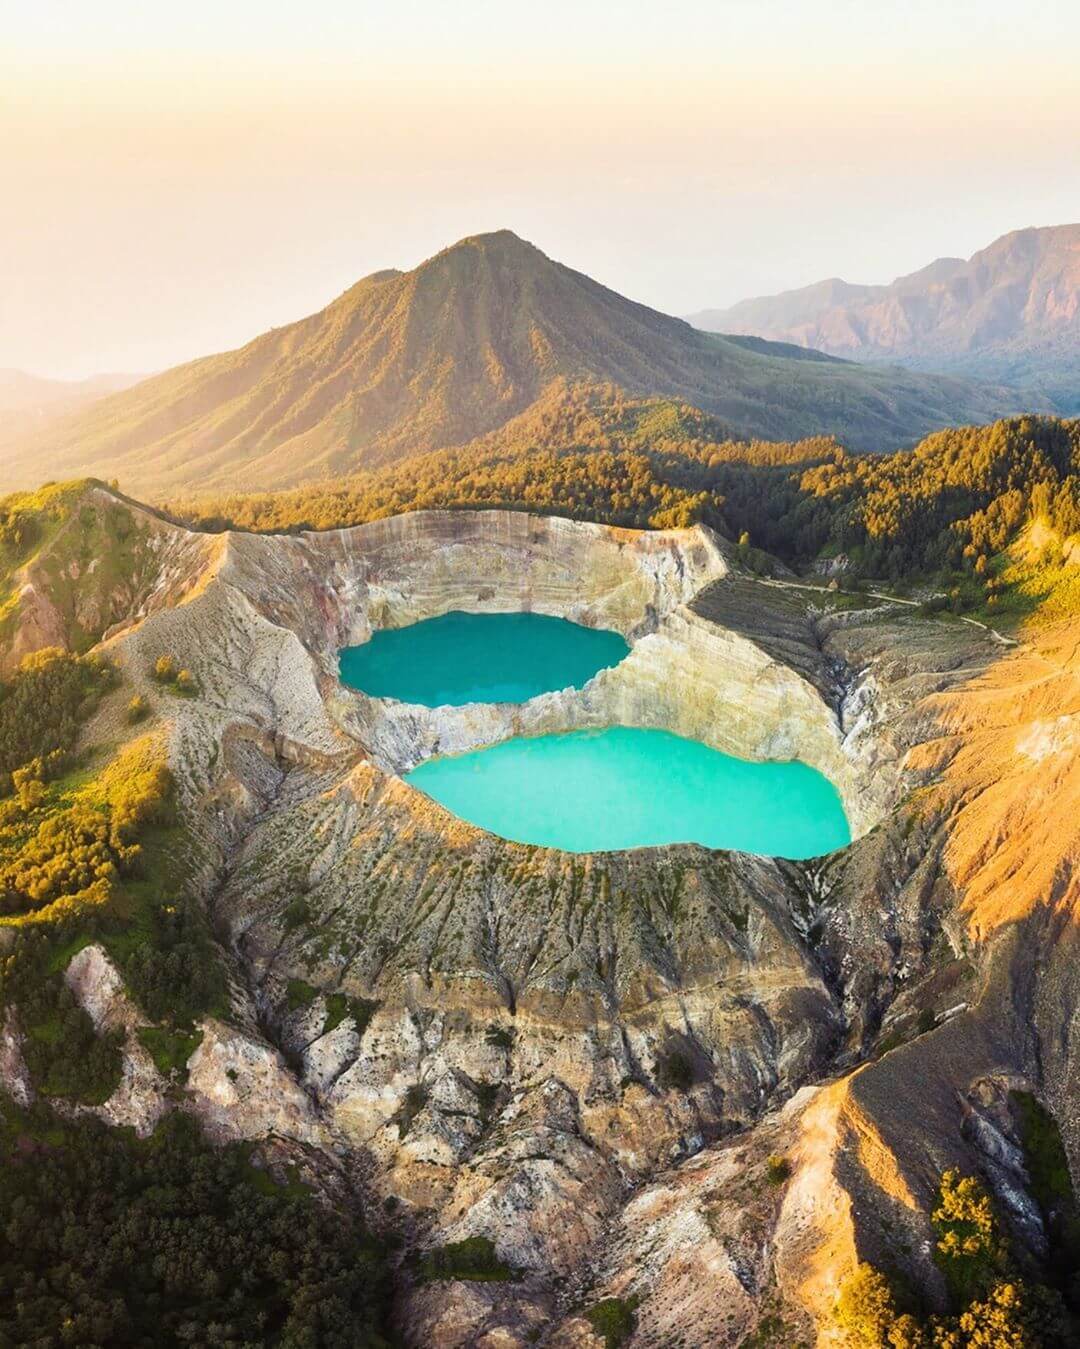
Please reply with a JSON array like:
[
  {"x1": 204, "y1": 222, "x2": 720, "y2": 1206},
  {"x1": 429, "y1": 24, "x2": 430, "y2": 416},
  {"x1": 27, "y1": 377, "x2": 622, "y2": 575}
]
[
  {"x1": 688, "y1": 223, "x2": 1080, "y2": 411},
  {"x1": 0, "y1": 231, "x2": 1042, "y2": 498},
  {"x1": 0, "y1": 368, "x2": 142, "y2": 415}
]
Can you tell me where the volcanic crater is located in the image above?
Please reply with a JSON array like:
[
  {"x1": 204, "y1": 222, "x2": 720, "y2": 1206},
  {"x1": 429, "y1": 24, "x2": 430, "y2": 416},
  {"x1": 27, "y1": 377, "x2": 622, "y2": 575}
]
[{"x1": 18, "y1": 487, "x2": 1076, "y2": 1348}]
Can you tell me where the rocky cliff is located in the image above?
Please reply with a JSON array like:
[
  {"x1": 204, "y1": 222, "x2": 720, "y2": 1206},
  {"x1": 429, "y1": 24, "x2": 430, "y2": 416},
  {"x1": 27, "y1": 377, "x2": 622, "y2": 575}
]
[{"x1": 2, "y1": 486, "x2": 1076, "y2": 1347}]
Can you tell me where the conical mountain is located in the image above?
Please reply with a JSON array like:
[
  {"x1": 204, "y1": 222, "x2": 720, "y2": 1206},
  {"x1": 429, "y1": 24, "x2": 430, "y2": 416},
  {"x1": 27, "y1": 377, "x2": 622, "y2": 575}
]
[{"x1": 6, "y1": 230, "x2": 1039, "y2": 496}]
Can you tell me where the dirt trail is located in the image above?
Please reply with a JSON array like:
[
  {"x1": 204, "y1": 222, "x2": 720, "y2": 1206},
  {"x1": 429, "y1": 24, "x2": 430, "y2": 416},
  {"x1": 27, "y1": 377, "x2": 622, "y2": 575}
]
[{"x1": 756, "y1": 575, "x2": 1020, "y2": 647}]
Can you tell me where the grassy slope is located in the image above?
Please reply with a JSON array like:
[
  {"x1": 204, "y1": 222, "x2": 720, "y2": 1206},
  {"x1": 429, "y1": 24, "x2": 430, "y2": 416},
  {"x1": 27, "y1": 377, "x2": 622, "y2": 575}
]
[
  {"x1": 0, "y1": 480, "x2": 177, "y2": 664},
  {"x1": 1, "y1": 232, "x2": 1030, "y2": 498}
]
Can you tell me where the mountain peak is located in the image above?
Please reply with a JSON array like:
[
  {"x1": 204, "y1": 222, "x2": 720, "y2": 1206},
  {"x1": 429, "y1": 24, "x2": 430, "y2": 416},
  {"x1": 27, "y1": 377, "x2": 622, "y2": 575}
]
[
  {"x1": 688, "y1": 222, "x2": 1080, "y2": 410},
  {"x1": 425, "y1": 228, "x2": 548, "y2": 270},
  {"x1": 3, "y1": 229, "x2": 1038, "y2": 496},
  {"x1": 452, "y1": 228, "x2": 534, "y2": 250}
]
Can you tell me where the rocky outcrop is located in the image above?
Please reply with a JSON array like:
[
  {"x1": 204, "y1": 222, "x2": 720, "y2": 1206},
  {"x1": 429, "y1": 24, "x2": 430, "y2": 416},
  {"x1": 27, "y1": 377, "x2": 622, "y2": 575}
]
[{"x1": 64, "y1": 943, "x2": 171, "y2": 1137}]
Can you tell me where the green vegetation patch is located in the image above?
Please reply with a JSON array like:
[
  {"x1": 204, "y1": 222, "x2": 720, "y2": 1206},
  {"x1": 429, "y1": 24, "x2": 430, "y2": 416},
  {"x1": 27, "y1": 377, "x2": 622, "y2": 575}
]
[
  {"x1": 151, "y1": 653, "x2": 200, "y2": 697},
  {"x1": 285, "y1": 977, "x2": 319, "y2": 1011},
  {"x1": 0, "y1": 1103, "x2": 390, "y2": 1345},
  {"x1": 765, "y1": 1154, "x2": 792, "y2": 1186},
  {"x1": 835, "y1": 1168, "x2": 1076, "y2": 1346},
  {"x1": 323, "y1": 992, "x2": 379, "y2": 1037},
  {"x1": 1, "y1": 713, "x2": 227, "y2": 1046},
  {"x1": 738, "y1": 1311, "x2": 795, "y2": 1348},
  {"x1": 0, "y1": 647, "x2": 118, "y2": 796},
  {"x1": 585, "y1": 1296, "x2": 638, "y2": 1348},
  {"x1": 397, "y1": 1082, "x2": 430, "y2": 1139},
  {"x1": 0, "y1": 484, "x2": 166, "y2": 656},
  {"x1": 20, "y1": 979, "x2": 123, "y2": 1106},
  {"x1": 931, "y1": 1168, "x2": 1009, "y2": 1305},
  {"x1": 419, "y1": 1235, "x2": 514, "y2": 1284},
  {"x1": 1011, "y1": 1090, "x2": 1080, "y2": 1290},
  {"x1": 136, "y1": 1025, "x2": 203, "y2": 1080},
  {"x1": 282, "y1": 894, "x2": 313, "y2": 931},
  {"x1": 656, "y1": 1045, "x2": 698, "y2": 1091}
]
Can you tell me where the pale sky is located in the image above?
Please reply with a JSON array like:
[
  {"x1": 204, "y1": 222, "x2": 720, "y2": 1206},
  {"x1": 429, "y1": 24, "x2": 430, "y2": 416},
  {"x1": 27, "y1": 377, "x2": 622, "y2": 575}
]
[{"x1": 4, "y1": 0, "x2": 1080, "y2": 379}]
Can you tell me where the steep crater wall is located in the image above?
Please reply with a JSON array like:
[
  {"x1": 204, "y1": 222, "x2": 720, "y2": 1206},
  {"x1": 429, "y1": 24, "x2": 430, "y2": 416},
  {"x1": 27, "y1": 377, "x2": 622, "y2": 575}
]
[{"x1": 216, "y1": 509, "x2": 898, "y2": 838}]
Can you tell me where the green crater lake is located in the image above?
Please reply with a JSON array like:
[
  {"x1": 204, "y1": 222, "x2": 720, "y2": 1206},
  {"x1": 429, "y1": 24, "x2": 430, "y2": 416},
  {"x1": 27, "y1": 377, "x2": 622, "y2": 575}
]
[
  {"x1": 407, "y1": 727, "x2": 851, "y2": 858},
  {"x1": 339, "y1": 610, "x2": 630, "y2": 706}
]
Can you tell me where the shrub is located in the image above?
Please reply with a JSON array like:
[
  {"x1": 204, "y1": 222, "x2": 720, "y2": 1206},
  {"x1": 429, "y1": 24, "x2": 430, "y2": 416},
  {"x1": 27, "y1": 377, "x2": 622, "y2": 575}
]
[
  {"x1": 953, "y1": 1279, "x2": 1070, "y2": 1345},
  {"x1": 585, "y1": 1297, "x2": 638, "y2": 1348},
  {"x1": 932, "y1": 1170, "x2": 1007, "y2": 1306},
  {"x1": 323, "y1": 993, "x2": 379, "y2": 1037},
  {"x1": 285, "y1": 978, "x2": 318, "y2": 1011},
  {"x1": 656, "y1": 1046, "x2": 695, "y2": 1091},
  {"x1": 766, "y1": 1154, "x2": 792, "y2": 1186},
  {"x1": 175, "y1": 668, "x2": 198, "y2": 696},
  {"x1": 282, "y1": 895, "x2": 313, "y2": 931},
  {"x1": 127, "y1": 693, "x2": 150, "y2": 723},
  {"x1": 419, "y1": 1235, "x2": 513, "y2": 1283},
  {"x1": 834, "y1": 1172, "x2": 1077, "y2": 1346},
  {"x1": 153, "y1": 654, "x2": 178, "y2": 683},
  {"x1": 397, "y1": 1083, "x2": 430, "y2": 1138},
  {"x1": 835, "y1": 1263, "x2": 901, "y2": 1347},
  {"x1": 136, "y1": 1025, "x2": 203, "y2": 1080}
]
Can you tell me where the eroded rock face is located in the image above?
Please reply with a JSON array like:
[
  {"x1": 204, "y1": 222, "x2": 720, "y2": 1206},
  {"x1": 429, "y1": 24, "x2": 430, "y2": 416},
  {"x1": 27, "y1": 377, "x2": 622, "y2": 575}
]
[{"x1": 8, "y1": 498, "x2": 1077, "y2": 1347}]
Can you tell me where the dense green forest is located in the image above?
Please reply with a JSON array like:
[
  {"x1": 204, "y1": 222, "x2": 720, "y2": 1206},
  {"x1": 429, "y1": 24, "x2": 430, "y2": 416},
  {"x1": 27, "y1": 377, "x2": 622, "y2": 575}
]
[
  {"x1": 0, "y1": 646, "x2": 117, "y2": 795},
  {"x1": 172, "y1": 404, "x2": 1080, "y2": 622},
  {"x1": 0, "y1": 1105, "x2": 389, "y2": 1346},
  {"x1": 169, "y1": 387, "x2": 835, "y2": 536}
]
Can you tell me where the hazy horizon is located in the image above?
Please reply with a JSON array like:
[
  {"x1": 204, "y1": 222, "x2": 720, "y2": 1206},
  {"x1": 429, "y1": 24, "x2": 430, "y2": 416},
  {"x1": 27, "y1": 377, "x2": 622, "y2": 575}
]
[{"x1": 6, "y1": 0, "x2": 1080, "y2": 380}]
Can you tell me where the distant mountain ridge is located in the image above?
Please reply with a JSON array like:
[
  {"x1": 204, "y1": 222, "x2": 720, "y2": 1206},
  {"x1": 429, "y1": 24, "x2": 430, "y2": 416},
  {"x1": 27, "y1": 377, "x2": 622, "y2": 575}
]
[
  {"x1": 0, "y1": 368, "x2": 143, "y2": 419},
  {"x1": 1, "y1": 230, "x2": 1044, "y2": 497},
  {"x1": 0, "y1": 369, "x2": 146, "y2": 460},
  {"x1": 688, "y1": 224, "x2": 1080, "y2": 410}
]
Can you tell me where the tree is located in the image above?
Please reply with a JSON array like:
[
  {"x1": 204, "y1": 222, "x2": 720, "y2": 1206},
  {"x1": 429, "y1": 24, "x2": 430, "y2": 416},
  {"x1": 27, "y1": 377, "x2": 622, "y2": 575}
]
[
  {"x1": 932, "y1": 1170, "x2": 1007, "y2": 1305},
  {"x1": 837, "y1": 1263, "x2": 902, "y2": 1346}
]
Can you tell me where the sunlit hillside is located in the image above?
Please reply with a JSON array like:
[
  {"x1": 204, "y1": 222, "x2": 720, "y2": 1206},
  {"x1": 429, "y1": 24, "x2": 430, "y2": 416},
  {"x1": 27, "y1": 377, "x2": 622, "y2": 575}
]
[{"x1": 1, "y1": 232, "x2": 1038, "y2": 498}]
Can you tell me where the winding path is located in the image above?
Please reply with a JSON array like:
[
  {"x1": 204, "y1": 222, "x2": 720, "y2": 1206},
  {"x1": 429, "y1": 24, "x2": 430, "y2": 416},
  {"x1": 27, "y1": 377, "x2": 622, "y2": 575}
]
[{"x1": 755, "y1": 576, "x2": 1020, "y2": 648}]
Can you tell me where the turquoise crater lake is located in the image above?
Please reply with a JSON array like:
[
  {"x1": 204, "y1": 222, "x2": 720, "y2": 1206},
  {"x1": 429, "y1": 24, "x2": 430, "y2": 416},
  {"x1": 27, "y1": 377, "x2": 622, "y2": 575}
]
[
  {"x1": 339, "y1": 611, "x2": 630, "y2": 706},
  {"x1": 407, "y1": 727, "x2": 851, "y2": 858}
]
